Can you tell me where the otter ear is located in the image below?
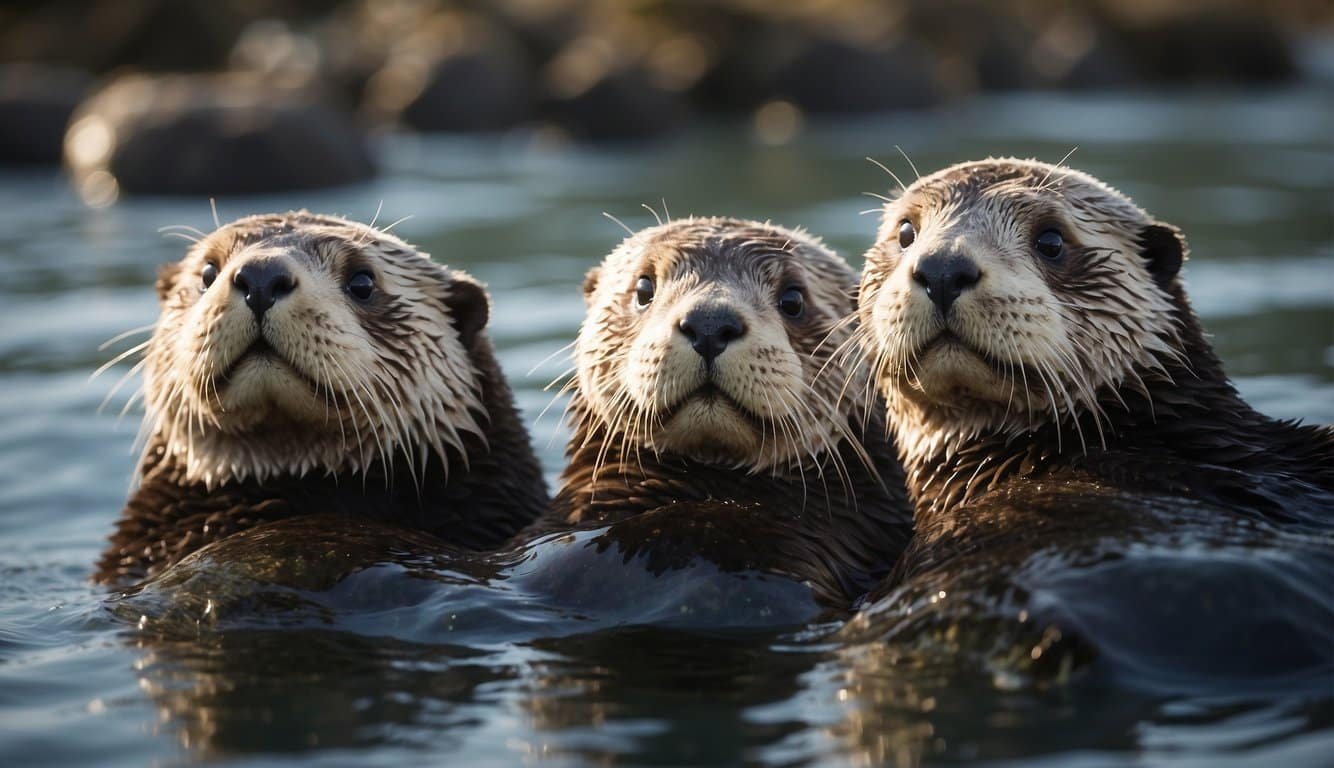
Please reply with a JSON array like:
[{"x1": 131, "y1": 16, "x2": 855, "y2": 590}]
[
  {"x1": 155, "y1": 261, "x2": 181, "y2": 302},
  {"x1": 1139, "y1": 223, "x2": 1186, "y2": 288},
  {"x1": 445, "y1": 274, "x2": 490, "y2": 350},
  {"x1": 582, "y1": 266, "x2": 601, "y2": 303}
]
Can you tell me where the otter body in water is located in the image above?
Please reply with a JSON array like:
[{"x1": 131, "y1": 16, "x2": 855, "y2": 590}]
[
  {"x1": 536, "y1": 217, "x2": 914, "y2": 607},
  {"x1": 850, "y1": 158, "x2": 1333, "y2": 684},
  {"x1": 96, "y1": 212, "x2": 547, "y2": 585}
]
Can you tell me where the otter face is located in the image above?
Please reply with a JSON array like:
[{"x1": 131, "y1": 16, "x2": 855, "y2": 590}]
[
  {"x1": 860, "y1": 159, "x2": 1188, "y2": 450},
  {"x1": 143, "y1": 211, "x2": 489, "y2": 487},
  {"x1": 577, "y1": 218, "x2": 865, "y2": 471}
]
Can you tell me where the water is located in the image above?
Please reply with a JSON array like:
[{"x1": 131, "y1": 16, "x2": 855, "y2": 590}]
[{"x1": 1, "y1": 90, "x2": 1332, "y2": 766}]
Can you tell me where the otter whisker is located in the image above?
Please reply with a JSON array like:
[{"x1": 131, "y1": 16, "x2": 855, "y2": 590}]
[
  {"x1": 786, "y1": 382, "x2": 858, "y2": 507},
  {"x1": 98, "y1": 323, "x2": 156, "y2": 352},
  {"x1": 866, "y1": 156, "x2": 908, "y2": 194},
  {"x1": 1037, "y1": 146, "x2": 1079, "y2": 191},
  {"x1": 90, "y1": 339, "x2": 153, "y2": 382},
  {"x1": 894, "y1": 145, "x2": 921, "y2": 180},
  {"x1": 532, "y1": 341, "x2": 578, "y2": 378},
  {"x1": 1032, "y1": 358, "x2": 1069, "y2": 454},
  {"x1": 318, "y1": 354, "x2": 347, "y2": 453},
  {"x1": 353, "y1": 200, "x2": 385, "y2": 247},
  {"x1": 542, "y1": 376, "x2": 582, "y2": 450},
  {"x1": 602, "y1": 212, "x2": 635, "y2": 237},
  {"x1": 327, "y1": 355, "x2": 382, "y2": 488},
  {"x1": 98, "y1": 357, "x2": 148, "y2": 414},
  {"x1": 811, "y1": 312, "x2": 860, "y2": 357},
  {"x1": 378, "y1": 214, "x2": 414, "y2": 235}
]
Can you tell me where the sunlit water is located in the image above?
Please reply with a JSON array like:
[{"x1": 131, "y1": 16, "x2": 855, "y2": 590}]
[{"x1": 1, "y1": 90, "x2": 1331, "y2": 766}]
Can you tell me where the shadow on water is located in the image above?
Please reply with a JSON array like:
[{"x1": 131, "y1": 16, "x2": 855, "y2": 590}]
[
  {"x1": 103, "y1": 484, "x2": 1334, "y2": 764},
  {"x1": 107, "y1": 515, "x2": 836, "y2": 763}
]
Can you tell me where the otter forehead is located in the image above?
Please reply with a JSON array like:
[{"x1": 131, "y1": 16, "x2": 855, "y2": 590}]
[
  {"x1": 191, "y1": 211, "x2": 429, "y2": 270},
  {"x1": 612, "y1": 217, "x2": 853, "y2": 286},
  {"x1": 896, "y1": 159, "x2": 1149, "y2": 230}
]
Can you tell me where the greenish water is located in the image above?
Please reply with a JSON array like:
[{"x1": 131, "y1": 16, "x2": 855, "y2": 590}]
[{"x1": 0, "y1": 90, "x2": 1331, "y2": 766}]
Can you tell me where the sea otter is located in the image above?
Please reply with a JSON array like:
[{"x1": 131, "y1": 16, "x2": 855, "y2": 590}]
[
  {"x1": 848, "y1": 158, "x2": 1334, "y2": 684},
  {"x1": 95, "y1": 211, "x2": 547, "y2": 585},
  {"x1": 535, "y1": 217, "x2": 914, "y2": 607}
]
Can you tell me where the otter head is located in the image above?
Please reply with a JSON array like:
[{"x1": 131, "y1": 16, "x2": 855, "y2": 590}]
[
  {"x1": 859, "y1": 158, "x2": 1190, "y2": 464},
  {"x1": 576, "y1": 217, "x2": 866, "y2": 471},
  {"x1": 142, "y1": 211, "x2": 490, "y2": 487}
]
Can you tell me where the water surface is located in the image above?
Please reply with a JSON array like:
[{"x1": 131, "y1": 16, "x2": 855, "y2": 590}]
[{"x1": 1, "y1": 90, "x2": 1331, "y2": 766}]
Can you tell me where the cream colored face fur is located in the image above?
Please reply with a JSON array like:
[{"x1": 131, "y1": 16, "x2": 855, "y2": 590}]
[
  {"x1": 576, "y1": 217, "x2": 870, "y2": 471},
  {"x1": 859, "y1": 158, "x2": 1189, "y2": 462},
  {"x1": 139, "y1": 211, "x2": 489, "y2": 487}
]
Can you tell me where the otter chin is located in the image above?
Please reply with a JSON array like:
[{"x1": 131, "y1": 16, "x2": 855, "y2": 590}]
[
  {"x1": 903, "y1": 331, "x2": 1011, "y2": 405},
  {"x1": 533, "y1": 216, "x2": 914, "y2": 607},
  {"x1": 96, "y1": 211, "x2": 547, "y2": 584}
]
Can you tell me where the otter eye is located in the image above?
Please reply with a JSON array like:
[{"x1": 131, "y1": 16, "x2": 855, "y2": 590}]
[
  {"x1": 201, "y1": 262, "x2": 218, "y2": 291},
  {"x1": 1035, "y1": 229, "x2": 1065, "y2": 261},
  {"x1": 347, "y1": 271, "x2": 375, "y2": 301},
  {"x1": 897, "y1": 220, "x2": 916, "y2": 249},
  {"x1": 634, "y1": 276, "x2": 655, "y2": 309},
  {"x1": 779, "y1": 286, "x2": 805, "y2": 318}
]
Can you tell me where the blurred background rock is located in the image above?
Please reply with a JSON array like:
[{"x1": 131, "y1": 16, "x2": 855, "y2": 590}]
[{"x1": 0, "y1": 0, "x2": 1329, "y2": 196}]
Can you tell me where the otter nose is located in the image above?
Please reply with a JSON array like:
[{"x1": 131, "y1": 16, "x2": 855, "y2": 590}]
[
  {"x1": 912, "y1": 254, "x2": 981, "y2": 316},
  {"x1": 233, "y1": 260, "x2": 296, "y2": 321},
  {"x1": 678, "y1": 306, "x2": 746, "y2": 363}
]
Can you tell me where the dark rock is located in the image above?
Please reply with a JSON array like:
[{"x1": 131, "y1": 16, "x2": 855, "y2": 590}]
[
  {"x1": 398, "y1": 49, "x2": 534, "y2": 131},
  {"x1": 0, "y1": 1, "x2": 249, "y2": 74},
  {"x1": 1055, "y1": 36, "x2": 1138, "y2": 90},
  {"x1": 0, "y1": 65, "x2": 90, "y2": 165},
  {"x1": 767, "y1": 36, "x2": 943, "y2": 113},
  {"x1": 1022, "y1": 10, "x2": 1138, "y2": 91},
  {"x1": 696, "y1": 21, "x2": 943, "y2": 114},
  {"x1": 539, "y1": 38, "x2": 686, "y2": 142},
  {"x1": 904, "y1": 0, "x2": 1043, "y2": 93},
  {"x1": 365, "y1": 14, "x2": 535, "y2": 133},
  {"x1": 64, "y1": 74, "x2": 375, "y2": 200},
  {"x1": 1112, "y1": 9, "x2": 1299, "y2": 85}
]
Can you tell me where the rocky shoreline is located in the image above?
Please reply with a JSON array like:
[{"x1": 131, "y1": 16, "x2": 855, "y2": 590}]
[{"x1": 0, "y1": 0, "x2": 1327, "y2": 197}]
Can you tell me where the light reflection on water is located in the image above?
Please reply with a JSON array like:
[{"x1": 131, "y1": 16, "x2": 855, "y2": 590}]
[{"x1": 0, "y1": 90, "x2": 1331, "y2": 766}]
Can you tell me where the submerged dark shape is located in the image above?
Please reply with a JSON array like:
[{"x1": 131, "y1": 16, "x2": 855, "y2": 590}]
[
  {"x1": 96, "y1": 212, "x2": 547, "y2": 586},
  {"x1": 855, "y1": 158, "x2": 1334, "y2": 686},
  {"x1": 533, "y1": 217, "x2": 915, "y2": 608}
]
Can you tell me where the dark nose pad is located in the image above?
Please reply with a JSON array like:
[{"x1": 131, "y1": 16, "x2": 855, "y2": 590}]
[
  {"x1": 678, "y1": 306, "x2": 746, "y2": 364},
  {"x1": 912, "y1": 254, "x2": 981, "y2": 316},
  {"x1": 233, "y1": 260, "x2": 296, "y2": 321}
]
